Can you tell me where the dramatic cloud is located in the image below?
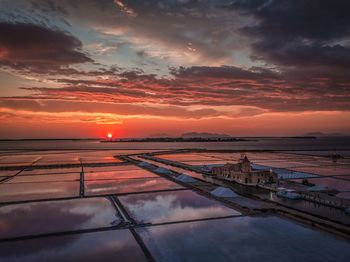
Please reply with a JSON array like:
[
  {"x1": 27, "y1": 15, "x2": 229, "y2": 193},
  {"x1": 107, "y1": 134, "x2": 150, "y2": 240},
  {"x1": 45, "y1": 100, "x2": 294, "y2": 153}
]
[
  {"x1": 18, "y1": 0, "x2": 249, "y2": 66},
  {"x1": 0, "y1": 22, "x2": 92, "y2": 72},
  {"x1": 114, "y1": 0, "x2": 137, "y2": 17},
  {"x1": 0, "y1": 98, "x2": 230, "y2": 119},
  {"x1": 4, "y1": 65, "x2": 347, "y2": 113},
  {"x1": 0, "y1": 0, "x2": 349, "y2": 137},
  {"x1": 228, "y1": 0, "x2": 350, "y2": 70}
]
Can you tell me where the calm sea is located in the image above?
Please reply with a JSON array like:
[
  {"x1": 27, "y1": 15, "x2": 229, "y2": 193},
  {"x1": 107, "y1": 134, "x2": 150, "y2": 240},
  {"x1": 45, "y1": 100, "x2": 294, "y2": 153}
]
[{"x1": 0, "y1": 137, "x2": 350, "y2": 152}]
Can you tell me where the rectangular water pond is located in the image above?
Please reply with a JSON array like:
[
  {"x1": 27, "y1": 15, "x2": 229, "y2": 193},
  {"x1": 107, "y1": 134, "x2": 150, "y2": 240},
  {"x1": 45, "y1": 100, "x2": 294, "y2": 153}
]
[
  {"x1": 85, "y1": 177, "x2": 183, "y2": 196},
  {"x1": 0, "y1": 155, "x2": 41, "y2": 167},
  {"x1": 0, "y1": 197, "x2": 121, "y2": 239},
  {"x1": 0, "y1": 170, "x2": 19, "y2": 177},
  {"x1": 21, "y1": 167, "x2": 81, "y2": 176},
  {"x1": 0, "y1": 181, "x2": 79, "y2": 203},
  {"x1": 253, "y1": 160, "x2": 316, "y2": 168},
  {"x1": 80, "y1": 156, "x2": 121, "y2": 164},
  {"x1": 0, "y1": 229, "x2": 147, "y2": 262},
  {"x1": 85, "y1": 168, "x2": 158, "y2": 180},
  {"x1": 292, "y1": 177, "x2": 350, "y2": 192},
  {"x1": 137, "y1": 216, "x2": 350, "y2": 262},
  {"x1": 33, "y1": 154, "x2": 81, "y2": 166},
  {"x1": 7, "y1": 173, "x2": 80, "y2": 183},
  {"x1": 252, "y1": 164, "x2": 319, "y2": 180},
  {"x1": 84, "y1": 164, "x2": 148, "y2": 173},
  {"x1": 158, "y1": 153, "x2": 218, "y2": 161},
  {"x1": 119, "y1": 190, "x2": 240, "y2": 224},
  {"x1": 291, "y1": 166, "x2": 350, "y2": 176},
  {"x1": 270, "y1": 194, "x2": 350, "y2": 225}
]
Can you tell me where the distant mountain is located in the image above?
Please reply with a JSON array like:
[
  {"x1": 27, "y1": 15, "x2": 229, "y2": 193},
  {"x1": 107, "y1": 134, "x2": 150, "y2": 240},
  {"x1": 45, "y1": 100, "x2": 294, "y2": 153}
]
[
  {"x1": 181, "y1": 132, "x2": 232, "y2": 138},
  {"x1": 304, "y1": 132, "x2": 348, "y2": 137}
]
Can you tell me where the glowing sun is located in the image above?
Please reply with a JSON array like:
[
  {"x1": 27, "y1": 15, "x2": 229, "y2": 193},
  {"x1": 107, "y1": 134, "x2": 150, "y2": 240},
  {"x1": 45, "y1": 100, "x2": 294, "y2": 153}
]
[{"x1": 107, "y1": 133, "x2": 113, "y2": 139}]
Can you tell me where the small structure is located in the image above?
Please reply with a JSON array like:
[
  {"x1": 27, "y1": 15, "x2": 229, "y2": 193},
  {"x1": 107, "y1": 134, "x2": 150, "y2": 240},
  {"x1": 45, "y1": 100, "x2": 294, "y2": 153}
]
[
  {"x1": 138, "y1": 161, "x2": 154, "y2": 168},
  {"x1": 307, "y1": 185, "x2": 328, "y2": 192},
  {"x1": 276, "y1": 189, "x2": 301, "y2": 200},
  {"x1": 211, "y1": 187, "x2": 239, "y2": 198},
  {"x1": 176, "y1": 174, "x2": 197, "y2": 183},
  {"x1": 330, "y1": 152, "x2": 344, "y2": 163},
  {"x1": 211, "y1": 156, "x2": 278, "y2": 185},
  {"x1": 154, "y1": 167, "x2": 173, "y2": 175}
]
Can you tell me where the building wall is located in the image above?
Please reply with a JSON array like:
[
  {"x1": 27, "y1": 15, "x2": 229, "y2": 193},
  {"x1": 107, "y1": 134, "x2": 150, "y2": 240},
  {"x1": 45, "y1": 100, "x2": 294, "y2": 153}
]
[{"x1": 212, "y1": 164, "x2": 277, "y2": 185}]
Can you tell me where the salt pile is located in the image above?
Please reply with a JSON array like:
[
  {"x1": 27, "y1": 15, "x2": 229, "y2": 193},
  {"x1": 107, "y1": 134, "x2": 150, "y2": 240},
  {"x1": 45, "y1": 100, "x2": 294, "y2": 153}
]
[
  {"x1": 154, "y1": 167, "x2": 172, "y2": 175},
  {"x1": 307, "y1": 185, "x2": 328, "y2": 192},
  {"x1": 251, "y1": 164, "x2": 319, "y2": 180},
  {"x1": 211, "y1": 187, "x2": 239, "y2": 198},
  {"x1": 138, "y1": 162, "x2": 153, "y2": 168},
  {"x1": 200, "y1": 164, "x2": 223, "y2": 172},
  {"x1": 176, "y1": 174, "x2": 197, "y2": 183}
]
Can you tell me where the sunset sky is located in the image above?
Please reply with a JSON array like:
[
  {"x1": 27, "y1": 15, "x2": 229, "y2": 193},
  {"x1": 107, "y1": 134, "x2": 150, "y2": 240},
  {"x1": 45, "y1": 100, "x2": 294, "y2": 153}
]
[{"x1": 0, "y1": 0, "x2": 350, "y2": 138}]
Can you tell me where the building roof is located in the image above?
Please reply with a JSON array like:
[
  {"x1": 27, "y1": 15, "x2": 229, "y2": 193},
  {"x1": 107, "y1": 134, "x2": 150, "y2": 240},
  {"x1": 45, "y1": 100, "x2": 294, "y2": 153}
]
[{"x1": 242, "y1": 156, "x2": 250, "y2": 163}]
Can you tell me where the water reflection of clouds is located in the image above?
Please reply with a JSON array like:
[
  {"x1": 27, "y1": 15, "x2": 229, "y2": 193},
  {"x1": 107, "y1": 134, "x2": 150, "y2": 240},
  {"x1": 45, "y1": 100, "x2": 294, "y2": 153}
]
[
  {"x1": 0, "y1": 181, "x2": 79, "y2": 202},
  {"x1": 0, "y1": 230, "x2": 147, "y2": 261},
  {"x1": 85, "y1": 169, "x2": 158, "y2": 180},
  {"x1": 137, "y1": 216, "x2": 350, "y2": 262},
  {"x1": 0, "y1": 198, "x2": 120, "y2": 239},
  {"x1": 8, "y1": 173, "x2": 80, "y2": 183},
  {"x1": 120, "y1": 190, "x2": 240, "y2": 223},
  {"x1": 86, "y1": 178, "x2": 182, "y2": 195}
]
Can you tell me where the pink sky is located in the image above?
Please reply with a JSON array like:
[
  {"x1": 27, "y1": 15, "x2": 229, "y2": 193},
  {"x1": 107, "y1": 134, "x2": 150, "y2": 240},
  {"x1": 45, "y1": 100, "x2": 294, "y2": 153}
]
[{"x1": 0, "y1": 1, "x2": 349, "y2": 138}]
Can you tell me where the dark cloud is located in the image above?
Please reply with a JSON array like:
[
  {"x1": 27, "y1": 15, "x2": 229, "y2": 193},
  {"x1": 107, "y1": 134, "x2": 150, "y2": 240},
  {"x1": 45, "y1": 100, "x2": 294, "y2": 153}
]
[
  {"x1": 0, "y1": 97, "x2": 228, "y2": 119},
  {"x1": 6, "y1": 65, "x2": 348, "y2": 113},
  {"x1": 171, "y1": 65, "x2": 277, "y2": 79},
  {"x1": 251, "y1": 41, "x2": 350, "y2": 69},
  {"x1": 22, "y1": 0, "x2": 248, "y2": 64},
  {"x1": 230, "y1": 0, "x2": 350, "y2": 40},
  {"x1": 0, "y1": 0, "x2": 349, "y2": 120},
  {"x1": 227, "y1": 0, "x2": 350, "y2": 70},
  {"x1": 0, "y1": 22, "x2": 92, "y2": 72}
]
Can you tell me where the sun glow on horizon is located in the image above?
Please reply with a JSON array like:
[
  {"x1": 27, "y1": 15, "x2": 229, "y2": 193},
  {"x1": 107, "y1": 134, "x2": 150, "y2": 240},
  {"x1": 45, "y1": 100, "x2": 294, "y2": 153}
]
[{"x1": 107, "y1": 133, "x2": 113, "y2": 139}]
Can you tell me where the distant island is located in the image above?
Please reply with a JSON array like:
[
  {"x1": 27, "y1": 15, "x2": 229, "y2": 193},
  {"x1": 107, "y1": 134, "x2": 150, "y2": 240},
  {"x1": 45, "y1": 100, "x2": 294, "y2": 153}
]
[
  {"x1": 286, "y1": 136, "x2": 317, "y2": 139},
  {"x1": 101, "y1": 137, "x2": 250, "y2": 143},
  {"x1": 303, "y1": 132, "x2": 349, "y2": 137},
  {"x1": 181, "y1": 132, "x2": 232, "y2": 138},
  {"x1": 101, "y1": 132, "x2": 250, "y2": 142}
]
